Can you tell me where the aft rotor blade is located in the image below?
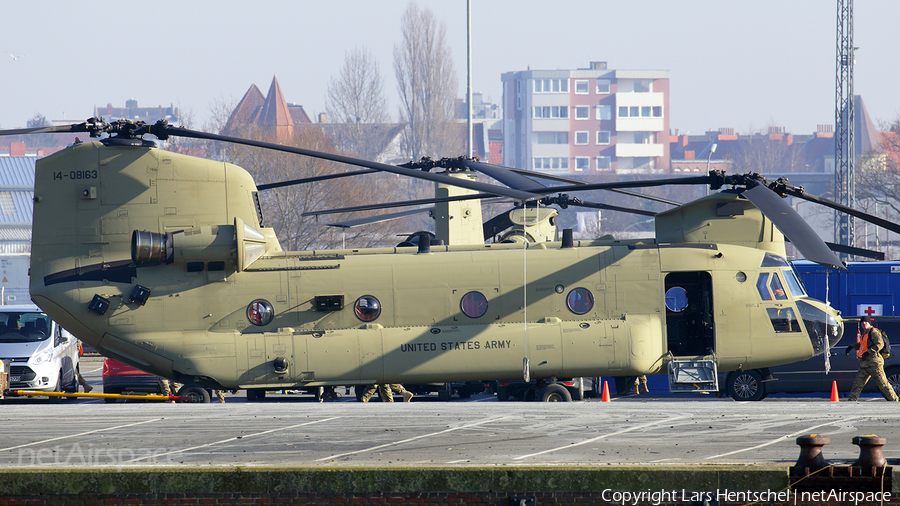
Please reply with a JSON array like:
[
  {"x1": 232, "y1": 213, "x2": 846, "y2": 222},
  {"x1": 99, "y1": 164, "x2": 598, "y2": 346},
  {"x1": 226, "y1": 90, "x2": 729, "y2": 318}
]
[
  {"x1": 325, "y1": 208, "x2": 431, "y2": 229},
  {"x1": 156, "y1": 125, "x2": 539, "y2": 201},
  {"x1": 302, "y1": 192, "x2": 497, "y2": 217},
  {"x1": 0, "y1": 121, "x2": 98, "y2": 136},
  {"x1": 461, "y1": 160, "x2": 547, "y2": 190},
  {"x1": 566, "y1": 200, "x2": 657, "y2": 217},
  {"x1": 741, "y1": 185, "x2": 845, "y2": 270},
  {"x1": 257, "y1": 169, "x2": 378, "y2": 190},
  {"x1": 506, "y1": 168, "x2": 681, "y2": 205}
]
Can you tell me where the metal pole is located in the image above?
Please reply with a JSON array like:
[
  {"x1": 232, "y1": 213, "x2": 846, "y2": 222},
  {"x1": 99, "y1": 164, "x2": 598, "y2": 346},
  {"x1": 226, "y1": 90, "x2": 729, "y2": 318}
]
[{"x1": 466, "y1": 0, "x2": 473, "y2": 158}]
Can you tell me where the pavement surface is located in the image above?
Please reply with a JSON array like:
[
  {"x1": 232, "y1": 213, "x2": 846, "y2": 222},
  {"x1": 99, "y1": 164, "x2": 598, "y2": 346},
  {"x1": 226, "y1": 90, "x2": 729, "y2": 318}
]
[{"x1": 2, "y1": 356, "x2": 899, "y2": 470}]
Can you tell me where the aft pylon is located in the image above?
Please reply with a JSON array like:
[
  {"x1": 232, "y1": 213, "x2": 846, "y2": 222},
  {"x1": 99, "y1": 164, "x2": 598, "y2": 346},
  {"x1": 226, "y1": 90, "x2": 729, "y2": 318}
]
[
  {"x1": 601, "y1": 381, "x2": 611, "y2": 402},
  {"x1": 830, "y1": 381, "x2": 839, "y2": 402}
]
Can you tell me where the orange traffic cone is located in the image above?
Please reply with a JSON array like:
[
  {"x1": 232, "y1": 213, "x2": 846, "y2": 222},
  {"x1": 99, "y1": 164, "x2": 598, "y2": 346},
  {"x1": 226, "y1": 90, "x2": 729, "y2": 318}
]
[
  {"x1": 830, "y1": 381, "x2": 839, "y2": 402},
  {"x1": 601, "y1": 381, "x2": 611, "y2": 402}
]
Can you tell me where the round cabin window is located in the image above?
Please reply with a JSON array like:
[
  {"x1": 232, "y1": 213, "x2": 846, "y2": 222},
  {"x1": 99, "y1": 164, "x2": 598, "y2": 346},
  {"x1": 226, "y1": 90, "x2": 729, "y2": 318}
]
[
  {"x1": 354, "y1": 295, "x2": 382, "y2": 322},
  {"x1": 566, "y1": 288, "x2": 594, "y2": 315}
]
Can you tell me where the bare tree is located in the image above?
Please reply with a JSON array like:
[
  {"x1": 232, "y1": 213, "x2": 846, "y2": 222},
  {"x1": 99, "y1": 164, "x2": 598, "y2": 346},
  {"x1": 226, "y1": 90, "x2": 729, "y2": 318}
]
[
  {"x1": 854, "y1": 118, "x2": 900, "y2": 257},
  {"x1": 325, "y1": 47, "x2": 390, "y2": 160},
  {"x1": 226, "y1": 126, "x2": 406, "y2": 251},
  {"x1": 393, "y1": 2, "x2": 460, "y2": 161}
]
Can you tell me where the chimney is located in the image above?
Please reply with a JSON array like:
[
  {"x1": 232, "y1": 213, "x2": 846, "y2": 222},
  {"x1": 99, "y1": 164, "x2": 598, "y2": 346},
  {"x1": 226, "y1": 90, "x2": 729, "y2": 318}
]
[{"x1": 318, "y1": 113, "x2": 328, "y2": 124}]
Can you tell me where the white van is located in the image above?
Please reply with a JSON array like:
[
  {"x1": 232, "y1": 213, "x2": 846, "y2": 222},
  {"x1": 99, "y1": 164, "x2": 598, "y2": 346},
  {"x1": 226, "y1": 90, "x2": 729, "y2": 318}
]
[{"x1": 0, "y1": 304, "x2": 80, "y2": 397}]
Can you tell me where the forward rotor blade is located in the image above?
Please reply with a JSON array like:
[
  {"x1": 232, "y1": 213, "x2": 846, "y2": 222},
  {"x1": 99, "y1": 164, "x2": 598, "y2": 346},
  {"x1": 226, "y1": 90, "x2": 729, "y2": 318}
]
[
  {"x1": 302, "y1": 192, "x2": 497, "y2": 217},
  {"x1": 529, "y1": 174, "x2": 716, "y2": 195},
  {"x1": 325, "y1": 208, "x2": 431, "y2": 229},
  {"x1": 257, "y1": 169, "x2": 378, "y2": 190},
  {"x1": 155, "y1": 125, "x2": 539, "y2": 201},
  {"x1": 789, "y1": 190, "x2": 900, "y2": 236},
  {"x1": 741, "y1": 185, "x2": 845, "y2": 270}
]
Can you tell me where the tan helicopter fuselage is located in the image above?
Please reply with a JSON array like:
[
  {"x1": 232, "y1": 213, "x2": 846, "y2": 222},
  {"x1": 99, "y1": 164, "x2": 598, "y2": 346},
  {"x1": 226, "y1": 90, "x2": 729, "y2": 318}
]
[{"x1": 29, "y1": 141, "x2": 838, "y2": 390}]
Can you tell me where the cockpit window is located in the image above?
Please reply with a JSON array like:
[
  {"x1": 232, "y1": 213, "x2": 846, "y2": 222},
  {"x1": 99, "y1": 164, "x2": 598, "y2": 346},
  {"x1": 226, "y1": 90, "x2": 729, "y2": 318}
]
[
  {"x1": 766, "y1": 307, "x2": 800, "y2": 333},
  {"x1": 782, "y1": 269, "x2": 806, "y2": 298},
  {"x1": 761, "y1": 253, "x2": 790, "y2": 268},
  {"x1": 0, "y1": 312, "x2": 51, "y2": 342},
  {"x1": 769, "y1": 273, "x2": 788, "y2": 300},
  {"x1": 756, "y1": 273, "x2": 772, "y2": 300}
]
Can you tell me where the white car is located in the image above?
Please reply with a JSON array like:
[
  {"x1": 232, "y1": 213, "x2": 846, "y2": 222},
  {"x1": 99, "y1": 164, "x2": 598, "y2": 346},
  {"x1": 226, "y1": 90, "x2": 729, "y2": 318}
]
[{"x1": 0, "y1": 305, "x2": 80, "y2": 397}]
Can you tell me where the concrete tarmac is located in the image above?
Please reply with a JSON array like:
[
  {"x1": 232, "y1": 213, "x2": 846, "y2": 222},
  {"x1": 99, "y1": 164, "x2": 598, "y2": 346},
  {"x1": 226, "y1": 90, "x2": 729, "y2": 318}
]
[{"x1": 2, "y1": 357, "x2": 898, "y2": 469}]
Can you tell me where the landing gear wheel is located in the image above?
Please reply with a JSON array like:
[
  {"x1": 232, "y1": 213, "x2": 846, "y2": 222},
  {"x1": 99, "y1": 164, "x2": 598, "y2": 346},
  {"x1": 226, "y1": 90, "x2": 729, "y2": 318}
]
[
  {"x1": 497, "y1": 385, "x2": 511, "y2": 402},
  {"x1": 438, "y1": 382, "x2": 452, "y2": 402},
  {"x1": 246, "y1": 388, "x2": 267, "y2": 402},
  {"x1": 178, "y1": 384, "x2": 211, "y2": 403},
  {"x1": 728, "y1": 370, "x2": 766, "y2": 401},
  {"x1": 538, "y1": 383, "x2": 572, "y2": 402}
]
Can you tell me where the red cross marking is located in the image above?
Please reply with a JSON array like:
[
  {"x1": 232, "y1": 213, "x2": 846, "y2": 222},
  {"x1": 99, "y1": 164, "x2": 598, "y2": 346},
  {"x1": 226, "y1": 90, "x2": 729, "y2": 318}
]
[{"x1": 864, "y1": 306, "x2": 876, "y2": 316}]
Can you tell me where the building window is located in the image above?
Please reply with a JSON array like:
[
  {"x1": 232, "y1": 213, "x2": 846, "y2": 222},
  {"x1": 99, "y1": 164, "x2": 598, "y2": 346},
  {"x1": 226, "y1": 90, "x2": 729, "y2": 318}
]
[
  {"x1": 653, "y1": 106, "x2": 663, "y2": 117},
  {"x1": 533, "y1": 106, "x2": 568, "y2": 119},
  {"x1": 575, "y1": 131, "x2": 589, "y2": 145},
  {"x1": 596, "y1": 131, "x2": 610, "y2": 145},
  {"x1": 575, "y1": 157, "x2": 590, "y2": 172},
  {"x1": 629, "y1": 106, "x2": 639, "y2": 117},
  {"x1": 574, "y1": 106, "x2": 590, "y2": 119},
  {"x1": 634, "y1": 132, "x2": 653, "y2": 144},
  {"x1": 596, "y1": 80, "x2": 610, "y2": 94},
  {"x1": 532, "y1": 132, "x2": 568, "y2": 144},
  {"x1": 641, "y1": 106, "x2": 651, "y2": 117},
  {"x1": 575, "y1": 80, "x2": 589, "y2": 94},
  {"x1": 618, "y1": 106, "x2": 628, "y2": 118},
  {"x1": 533, "y1": 78, "x2": 568, "y2": 93},
  {"x1": 533, "y1": 157, "x2": 569, "y2": 170},
  {"x1": 595, "y1": 105, "x2": 611, "y2": 120},
  {"x1": 634, "y1": 80, "x2": 651, "y2": 92},
  {"x1": 596, "y1": 156, "x2": 611, "y2": 171}
]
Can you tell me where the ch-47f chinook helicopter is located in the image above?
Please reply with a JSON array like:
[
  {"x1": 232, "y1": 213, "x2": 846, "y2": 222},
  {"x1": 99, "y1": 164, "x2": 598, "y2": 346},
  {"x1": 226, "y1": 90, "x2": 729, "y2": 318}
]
[{"x1": 4, "y1": 117, "x2": 895, "y2": 402}]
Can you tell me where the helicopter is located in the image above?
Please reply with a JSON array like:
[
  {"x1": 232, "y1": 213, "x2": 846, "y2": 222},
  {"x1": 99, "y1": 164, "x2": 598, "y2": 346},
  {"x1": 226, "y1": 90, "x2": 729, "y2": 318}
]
[{"x1": 5, "y1": 117, "x2": 893, "y2": 402}]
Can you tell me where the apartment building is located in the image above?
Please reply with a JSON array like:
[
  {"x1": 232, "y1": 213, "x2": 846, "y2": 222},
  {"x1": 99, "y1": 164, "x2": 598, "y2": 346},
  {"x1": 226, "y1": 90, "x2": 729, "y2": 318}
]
[{"x1": 501, "y1": 61, "x2": 669, "y2": 175}]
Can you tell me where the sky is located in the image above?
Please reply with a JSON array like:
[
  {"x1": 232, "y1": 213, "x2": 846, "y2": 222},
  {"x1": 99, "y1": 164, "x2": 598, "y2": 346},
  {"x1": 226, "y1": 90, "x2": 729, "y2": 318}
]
[{"x1": 2, "y1": 1, "x2": 899, "y2": 136}]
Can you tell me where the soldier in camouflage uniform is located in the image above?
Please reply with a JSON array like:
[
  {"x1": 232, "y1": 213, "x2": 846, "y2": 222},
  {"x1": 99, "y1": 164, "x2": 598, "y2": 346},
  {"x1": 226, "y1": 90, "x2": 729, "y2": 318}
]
[
  {"x1": 846, "y1": 316, "x2": 898, "y2": 401},
  {"x1": 359, "y1": 384, "x2": 413, "y2": 402}
]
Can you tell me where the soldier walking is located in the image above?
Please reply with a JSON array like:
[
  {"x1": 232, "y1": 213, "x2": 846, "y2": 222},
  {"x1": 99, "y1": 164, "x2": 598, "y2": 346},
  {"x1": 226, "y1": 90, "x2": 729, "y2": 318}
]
[
  {"x1": 359, "y1": 384, "x2": 413, "y2": 402},
  {"x1": 846, "y1": 316, "x2": 898, "y2": 401}
]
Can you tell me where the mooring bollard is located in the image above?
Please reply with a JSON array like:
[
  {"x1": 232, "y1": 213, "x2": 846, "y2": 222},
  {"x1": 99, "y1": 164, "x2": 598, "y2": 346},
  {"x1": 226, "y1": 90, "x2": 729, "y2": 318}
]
[
  {"x1": 852, "y1": 435, "x2": 887, "y2": 474},
  {"x1": 793, "y1": 434, "x2": 831, "y2": 476}
]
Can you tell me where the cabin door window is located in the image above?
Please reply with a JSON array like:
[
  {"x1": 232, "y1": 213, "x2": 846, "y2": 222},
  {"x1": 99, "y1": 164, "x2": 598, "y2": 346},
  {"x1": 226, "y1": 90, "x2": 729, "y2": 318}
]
[{"x1": 664, "y1": 271, "x2": 714, "y2": 356}]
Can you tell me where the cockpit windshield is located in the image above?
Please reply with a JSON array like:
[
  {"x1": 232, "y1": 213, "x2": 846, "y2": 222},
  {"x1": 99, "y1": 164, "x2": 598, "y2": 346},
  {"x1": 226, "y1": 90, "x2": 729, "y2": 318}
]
[
  {"x1": 0, "y1": 312, "x2": 51, "y2": 343},
  {"x1": 782, "y1": 268, "x2": 807, "y2": 298}
]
